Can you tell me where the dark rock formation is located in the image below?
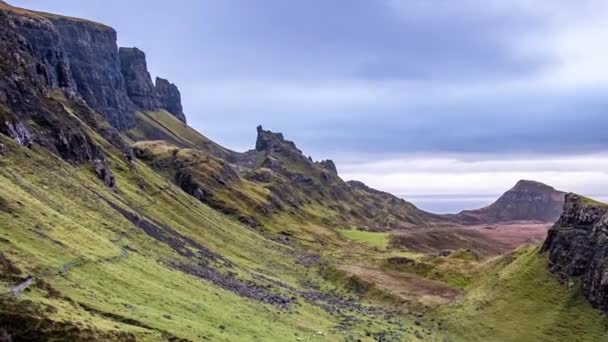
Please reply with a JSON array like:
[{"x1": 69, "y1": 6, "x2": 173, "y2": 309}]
[
  {"x1": 0, "y1": 3, "x2": 137, "y2": 130},
  {"x1": 319, "y1": 160, "x2": 338, "y2": 175},
  {"x1": 541, "y1": 194, "x2": 608, "y2": 312},
  {"x1": 5, "y1": 9, "x2": 76, "y2": 91},
  {"x1": 451, "y1": 180, "x2": 565, "y2": 224},
  {"x1": 255, "y1": 125, "x2": 300, "y2": 153},
  {"x1": 93, "y1": 158, "x2": 116, "y2": 188},
  {"x1": 155, "y1": 77, "x2": 186, "y2": 123},
  {"x1": 3, "y1": 121, "x2": 32, "y2": 147},
  {"x1": 47, "y1": 16, "x2": 136, "y2": 130},
  {"x1": 119, "y1": 47, "x2": 161, "y2": 110}
]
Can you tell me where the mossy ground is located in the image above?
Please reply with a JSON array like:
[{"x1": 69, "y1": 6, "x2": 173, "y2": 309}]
[
  {"x1": 437, "y1": 246, "x2": 608, "y2": 342},
  {"x1": 2, "y1": 109, "x2": 608, "y2": 341},
  {"x1": 340, "y1": 230, "x2": 390, "y2": 250},
  {"x1": 0, "y1": 132, "x2": 432, "y2": 341}
]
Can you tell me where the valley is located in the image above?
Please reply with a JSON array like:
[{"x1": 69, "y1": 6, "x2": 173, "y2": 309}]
[{"x1": 0, "y1": 1, "x2": 607, "y2": 341}]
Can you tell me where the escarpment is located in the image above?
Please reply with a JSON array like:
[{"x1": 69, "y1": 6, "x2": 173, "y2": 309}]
[
  {"x1": 541, "y1": 194, "x2": 608, "y2": 312},
  {"x1": 118, "y1": 48, "x2": 186, "y2": 123},
  {"x1": 47, "y1": 16, "x2": 136, "y2": 130},
  {"x1": 119, "y1": 47, "x2": 161, "y2": 111},
  {"x1": 0, "y1": 2, "x2": 186, "y2": 131},
  {"x1": 155, "y1": 77, "x2": 186, "y2": 123}
]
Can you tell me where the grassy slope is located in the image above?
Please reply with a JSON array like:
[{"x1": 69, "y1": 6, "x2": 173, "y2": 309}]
[
  {"x1": 341, "y1": 230, "x2": 390, "y2": 250},
  {"x1": 2, "y1": 106, "x2": 607, "y2": 342},
  {"x1": 0, "y1": 135, "x2": 339, "y2": 341},
  {"x1": 128, "y1": 111, "x2": 233, "y2": 159},
  {"x1": 0, "y1": 114, "x2": 434, "y2": 340},
  {"x1": 125, "y1": 110, "x2": 608, "y2": 342},
  {"x1": 439, "y1": 246, "x2": 608, "y2": 342}
]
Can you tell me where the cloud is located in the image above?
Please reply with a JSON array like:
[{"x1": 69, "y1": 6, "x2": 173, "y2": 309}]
[{"x1": 338, "y1": 153, "x2": 608, "y2": 198}]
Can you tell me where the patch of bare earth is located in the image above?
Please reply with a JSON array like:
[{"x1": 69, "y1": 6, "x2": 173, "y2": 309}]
[
  {"x1": 390, "y1": 222, "x2": 550, "y2": 256},
  {"x1": 339, "y1": 265, "x2": 462, "y2": 305}
]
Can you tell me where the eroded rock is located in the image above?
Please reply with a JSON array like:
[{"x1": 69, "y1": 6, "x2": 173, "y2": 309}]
[
  {"x1": 119, "y1": 47, "x2": 161, "y2": 110},
  {"x1": 155, "y1": 77, "x2": 186, "y2": 123},
  {"x1": 542, "y1": 193, "x2": 608, "y2": 311}
]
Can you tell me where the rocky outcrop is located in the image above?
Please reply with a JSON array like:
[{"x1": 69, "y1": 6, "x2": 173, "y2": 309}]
[
  {"x1": 46, "y1": 16, "x2": 136, "y2": 130},
  {"x1": 319, "y1": 160, "x2": 338, "y2": 175},
  {"x1": 451, "y1": 180, "x2": 565, "y2": 224},
  {"x1": 4, "y1": 8, "x2": 76, "y2": 91},
  {"x1": 3, "y1": 121, "x2": 32, "y2": 147},
  {"x1": 255, "y1": 125, "x2": 300, "y2": 153},
  {"x1": 117, "y1": 47, "x2": 187, "y2": 123},
  {"x1": 541, "y1": 194, "x2": 608, "y2": 312},
  {"x1": 119, "y1": 47, "x2": 161, "y2": 110},
  {"x1": 155, "y1": 77, "x2": 186, "y2": 123}
]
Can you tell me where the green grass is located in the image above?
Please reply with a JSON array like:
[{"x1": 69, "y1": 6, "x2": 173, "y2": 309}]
[
  {"x1": 438, "y1": 245, "x2": 608, "y2": 342},
  {"x1": 0, "y1": 128, "x2": 429, "y2": 341},
  {"x1": 341, "y1": 230, "x2": 390, "y2": 250},
  {"x1": 580, "y1": 195, "x2": 608, "y2": 208}
]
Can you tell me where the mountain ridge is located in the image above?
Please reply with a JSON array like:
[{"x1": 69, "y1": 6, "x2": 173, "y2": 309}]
[{"x1": 0, "y1": 2, "x2": 605, "y2": 341}]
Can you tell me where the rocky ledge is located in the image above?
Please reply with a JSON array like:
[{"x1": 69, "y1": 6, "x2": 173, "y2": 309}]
[{"x1": 541, "y1": 193, "x2": 608, "y2": 311}]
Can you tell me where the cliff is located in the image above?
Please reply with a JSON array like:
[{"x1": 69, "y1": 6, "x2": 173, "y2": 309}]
[
  {"x1": 47, "y1": 16, "x2": 137, "y2": 130},
  {"x1": 118, "y1": 47, "x2": 161, "y2": 111},
  {"x1": 541, "y1": 194, "x2": 608, "y2": 312},
  {"x1": 0, "y1": 2, "x2": 186, "y2": 130},
  {"x1": 119, "y1": 48, "x2": 187, "y2": 123},
  {"x1": 155, "y1": 77, "x2": 186, "y2": 123},
  {"x1": 451, "y1": 180, "x2": 565, "y2": 224}
]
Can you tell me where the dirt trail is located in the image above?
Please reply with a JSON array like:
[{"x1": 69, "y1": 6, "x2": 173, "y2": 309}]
[{"x1": 340, "y1": 265, "x2": 462, "y2": 305}]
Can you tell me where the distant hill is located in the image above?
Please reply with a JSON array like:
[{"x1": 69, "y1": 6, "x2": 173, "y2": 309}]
[{"x1": 447, "y1": 180, "x2": 566, "y2": 224}]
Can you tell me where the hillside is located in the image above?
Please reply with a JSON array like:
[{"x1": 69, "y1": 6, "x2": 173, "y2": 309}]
[
  {"x1": 448, "y1": 180, "x2": 566, "y2": 224},
  {"x1": 0, "y1": 2, "x2": 440, "y2": 340},
  {"x1": 1, "y1": 2, "x2": 607, "y2": 342}
]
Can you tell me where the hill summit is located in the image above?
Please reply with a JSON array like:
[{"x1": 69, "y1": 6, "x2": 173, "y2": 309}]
[{"x1": 452, "y1": 180, "x2": 566, "y2": 224}]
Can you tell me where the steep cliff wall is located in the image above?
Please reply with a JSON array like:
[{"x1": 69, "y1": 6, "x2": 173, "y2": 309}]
[
  {"x1": 47, "y1": 16, "x2": 136, "y2": 130},
  {"x1": 118, "y1": 48, "x2": 186, "y2": 123},
  {"x1": 4, "y1": 9, "x2": 76, "y2": 91},
  {"x1": 119, "y1": 47, "x2": 161, "y2": 110},
  {"x1": 155, "y1": 77, "x2": 186, "y2": 123},
  {"x1": 541, "y1": 194, "x2": 608, "y2": 311},
  {"x1": 1, "y1": 1, "x2": 188, "y2": 130}
]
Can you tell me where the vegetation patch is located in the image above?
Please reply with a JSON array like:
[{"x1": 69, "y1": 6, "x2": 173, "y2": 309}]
[
  {"x1": 341, "y1": 229, "x2": 390, "y2": 250},
  {"x1": 438, "y1": 246, "x2": 608, "y2": 342}
]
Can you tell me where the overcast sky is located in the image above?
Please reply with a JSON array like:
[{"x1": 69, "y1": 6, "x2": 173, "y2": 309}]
[{"x1": 12, "y1": 0, "x2": 608, "y2": 212}]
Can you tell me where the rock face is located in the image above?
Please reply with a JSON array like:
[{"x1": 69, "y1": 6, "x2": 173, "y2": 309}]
[
  {"x1": 318, "y1": 160, "x2": 338, "y2": 175},
  {"x1": 6, "y1": 10, "x2": 76, "y2": 91},
  {"x1": 119, "y1": 47, "x2": 161, "y2": 110},
  {"x1": 155, "y1": 77, "x2": 186, "y2": 123},
  {"x1": 0, "y1": 3, "x2": 146, "y2": 188},
  {"x1": 255, "y1": 125, "x2": 300, "y2": 153},
  {"x1": 47, "y1": 16, "x2": 136, "y2": 130},
  {"x1": 452, "y1": 180, "x2": 566, "y2": 224},
  {"x1": 118, "y1": 49, "x2": 187, "y2": 123},
  {"x1": 0, "y1": 2, "x2": 187, "y2": 131},
  {"x1": 541, "y1": 194, "x2": 608, "y2": 312}
]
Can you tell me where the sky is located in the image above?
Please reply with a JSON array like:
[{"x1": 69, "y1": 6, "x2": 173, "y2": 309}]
[{"x1": 12, "y1": 0, "x2": 608, "y2": 213}]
